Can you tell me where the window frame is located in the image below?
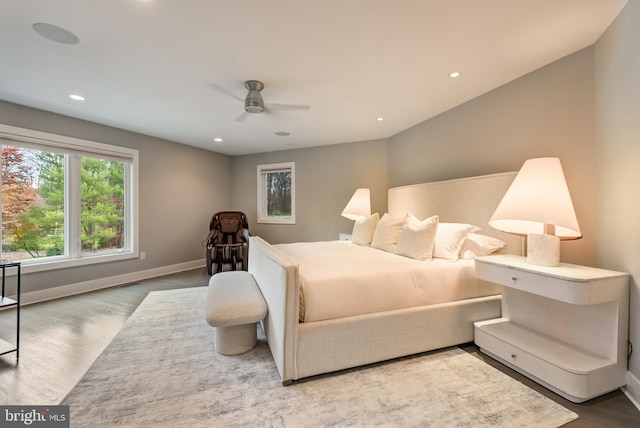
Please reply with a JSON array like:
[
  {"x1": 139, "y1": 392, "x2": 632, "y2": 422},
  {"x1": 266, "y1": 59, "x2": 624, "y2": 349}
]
[
  {"x1": 256, "y1": 162, "x2": 295, "y2": 224},
  {"x1": 0, "y1": 124, "x2": 139, "y2": 274}
]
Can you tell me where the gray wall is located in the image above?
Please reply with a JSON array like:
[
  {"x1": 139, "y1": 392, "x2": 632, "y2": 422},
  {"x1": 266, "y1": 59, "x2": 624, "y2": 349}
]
[
  {"x1": 594, "y1": 0, "x2": 640, "y2": 404},
  {"x1": 230, "y1": 139, "x2": 388, "y2": 244},
  {"x1": 388, "y1": 48, "x2": 598, "y2": 267},
  {"x1": 0, "y1": 100, "x2": 231, "y2": 293}
]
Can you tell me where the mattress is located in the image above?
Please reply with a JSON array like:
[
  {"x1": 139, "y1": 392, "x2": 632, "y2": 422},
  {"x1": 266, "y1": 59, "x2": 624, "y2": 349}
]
[{"x1": 274, "y1": 240, "x2": 501, "y2": 323}]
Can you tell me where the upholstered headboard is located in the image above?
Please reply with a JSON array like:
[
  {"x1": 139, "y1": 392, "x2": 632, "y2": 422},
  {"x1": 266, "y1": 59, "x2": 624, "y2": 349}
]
[{"x1": 388, "y1": 172, "x2": 524, "y2": 256}]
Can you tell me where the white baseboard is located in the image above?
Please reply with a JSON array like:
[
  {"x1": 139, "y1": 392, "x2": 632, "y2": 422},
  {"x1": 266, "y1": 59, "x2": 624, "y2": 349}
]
[
  {"x1": 623, "y1": 370, "x2": 640, "y2": 411},
  {"x1": 21, "y1": 259, "x2": 206, "y2": 305}
]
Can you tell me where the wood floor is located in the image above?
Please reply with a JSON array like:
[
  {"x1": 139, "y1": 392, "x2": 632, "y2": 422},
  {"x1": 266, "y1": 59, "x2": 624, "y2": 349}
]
[
  {"x1": 0, "y1": 268, "x2": 210, "y2": 405},
  {"x1": 1, "y1": 267, "x2": 639, "y2": 427}
]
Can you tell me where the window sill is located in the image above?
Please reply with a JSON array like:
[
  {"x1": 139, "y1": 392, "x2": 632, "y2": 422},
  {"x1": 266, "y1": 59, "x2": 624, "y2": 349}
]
[
  {"x1": 257, "y1": 217, "x2": 296, "y2": 225},
  {"x1": 14, "y1": 251, "x2": 139, "y2": 275}
]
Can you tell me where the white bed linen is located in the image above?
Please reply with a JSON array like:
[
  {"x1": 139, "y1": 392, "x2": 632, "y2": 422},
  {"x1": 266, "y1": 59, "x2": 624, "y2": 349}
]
[{"x1": 274, "y1": 241, "x2": 501, "y2": 323}]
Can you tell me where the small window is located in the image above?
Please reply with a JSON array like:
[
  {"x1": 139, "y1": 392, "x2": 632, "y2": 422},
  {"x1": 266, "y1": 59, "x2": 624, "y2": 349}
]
[{"x1": 257, "y1": 162, "x2": 295, "y2": 224}]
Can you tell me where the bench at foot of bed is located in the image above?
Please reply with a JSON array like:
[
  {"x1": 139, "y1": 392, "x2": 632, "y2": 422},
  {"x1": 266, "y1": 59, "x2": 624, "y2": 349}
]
[{"x1": 205, "y1": 271, "x2": 268, "y2": 355}]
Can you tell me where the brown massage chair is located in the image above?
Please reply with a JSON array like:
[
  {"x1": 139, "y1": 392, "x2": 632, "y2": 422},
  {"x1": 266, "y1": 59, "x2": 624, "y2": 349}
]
[{"x1": 204, "y1": 211, "x2": 249, "y2": 275}]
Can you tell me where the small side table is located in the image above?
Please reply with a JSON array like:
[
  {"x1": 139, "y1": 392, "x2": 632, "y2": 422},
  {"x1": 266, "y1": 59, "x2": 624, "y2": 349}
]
[
  {"x1": 0, "y1": 261, "x2": 21, "y2": 361},
  {"x1": 473, "y1": 255, "x2": 629, "y2": 403}
]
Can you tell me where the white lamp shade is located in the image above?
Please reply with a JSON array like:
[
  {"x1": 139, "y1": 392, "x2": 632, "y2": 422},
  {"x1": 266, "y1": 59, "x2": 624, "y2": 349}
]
[
  {"x1": 489, "y1": 157, "x2": 582, "y2": 240},
  {"x1": 341, "y1": 188, "x2": 371, "y2": 220}
]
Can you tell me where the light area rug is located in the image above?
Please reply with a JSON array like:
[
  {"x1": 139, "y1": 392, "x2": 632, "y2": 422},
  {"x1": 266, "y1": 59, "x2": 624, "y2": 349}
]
[{"x1": 62, "y1": 287, "x2": 578, "y2": 428}]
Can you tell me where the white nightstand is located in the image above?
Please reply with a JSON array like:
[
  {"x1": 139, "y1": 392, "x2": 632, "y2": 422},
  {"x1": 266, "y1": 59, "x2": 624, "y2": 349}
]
[
  {"x1": 473, "y1": 254, "x2": 629, "y2": 403},
  {"x1": 338, "y1": 233, "x2": 352, "y2": 241}
]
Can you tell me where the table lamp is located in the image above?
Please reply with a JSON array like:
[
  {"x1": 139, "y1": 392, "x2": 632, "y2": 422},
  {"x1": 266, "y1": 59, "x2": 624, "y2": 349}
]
[
  {"x1": 489, "y1": 157, "x2": 581, "y2": 266},
  {"x1": 341, "y1": 188, "x2": 371, "y2": 220}
]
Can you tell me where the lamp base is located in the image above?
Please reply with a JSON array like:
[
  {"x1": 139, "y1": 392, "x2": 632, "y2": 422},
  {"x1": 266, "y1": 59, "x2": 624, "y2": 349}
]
[{"x1": 526, "y1": 233, "x2": 560, "y2": 267}]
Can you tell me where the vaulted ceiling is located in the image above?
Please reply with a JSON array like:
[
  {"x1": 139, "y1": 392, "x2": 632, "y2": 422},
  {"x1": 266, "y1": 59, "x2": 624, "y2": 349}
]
[{"x1": 0, "y1": 0, "x2": 627, "y2": 155}]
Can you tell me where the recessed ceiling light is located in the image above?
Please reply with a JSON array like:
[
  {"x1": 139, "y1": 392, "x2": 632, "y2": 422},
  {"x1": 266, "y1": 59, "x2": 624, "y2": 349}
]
[
  {"x1": 33, "y1": 23, "x2": 79, "y2": 45},
  {"x1": 449, "y1": 71, "x2": 461, "y2": 78},
  {"x1": 69, "y1": 94, "x2": 85, "y2": 101},
  {"x1": 377, "y1": 117, "x2": 384, "y2": 121},
  {"x1": 275, "y1": 131, "x2": 290, "y2": 137},
  {"x1": 213, "y1": 137, "x2": 223, "y2": 143}
]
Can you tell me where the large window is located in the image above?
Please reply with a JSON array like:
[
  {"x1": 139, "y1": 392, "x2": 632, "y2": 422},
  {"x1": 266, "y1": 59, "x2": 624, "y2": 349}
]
[
  {"x1": 257, "y1": 162, "x2": 295, "y2": 224},
  {"x1": 1, "y1": 124, "x2": 138, "y2": 273}
]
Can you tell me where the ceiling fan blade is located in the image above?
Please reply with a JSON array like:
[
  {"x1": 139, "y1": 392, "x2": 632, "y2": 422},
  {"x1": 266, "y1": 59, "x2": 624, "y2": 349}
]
[
  {"x1": 210, "y1": 84, "x2": 244, "y2": 103},
  {"x1": 233, "y1": 111, "x2": 250, "y2": 122},
  {"x1": 266, "y1": 102, "x2": 311, "y2": 111}
]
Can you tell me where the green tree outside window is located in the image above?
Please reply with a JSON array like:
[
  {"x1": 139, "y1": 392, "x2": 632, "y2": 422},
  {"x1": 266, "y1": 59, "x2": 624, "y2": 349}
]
[{"x1": 1, "y1": 145, "x2": 126, "y2": 261}]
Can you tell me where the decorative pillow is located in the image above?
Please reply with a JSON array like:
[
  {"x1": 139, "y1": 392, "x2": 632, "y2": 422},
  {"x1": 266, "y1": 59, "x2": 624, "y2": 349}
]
[
  {"x1": 460, "y1": 233, "x2": 506, "y2": 259},
  {"x1": 371, "y1": 213, "x2": 407, "y2": 253},
  {"x1": 350, "y1": 213, "x2": 380, "y2": 246},
  {"x1": 395, "y1": 214, "x2": 439, "y2": 260},
  {"x1": 433, "y1": 223, "x2": 481, "y2": 261}
]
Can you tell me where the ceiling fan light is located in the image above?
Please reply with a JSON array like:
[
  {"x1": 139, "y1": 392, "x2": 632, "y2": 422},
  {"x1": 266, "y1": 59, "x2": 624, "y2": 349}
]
[
  {"x1": 245, "y1": 103, "x2": 264, "y2": 113},
  {"x1": 245, "y1": 98, "x2": 264, "y2": 113},
  {"x1": 244, "y1": 86, "x2": 264, "y2": 113}
]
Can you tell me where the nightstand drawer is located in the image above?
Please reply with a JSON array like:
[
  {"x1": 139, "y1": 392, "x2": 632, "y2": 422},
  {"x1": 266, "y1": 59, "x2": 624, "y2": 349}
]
[
  {"x1": 476, "y1": 258, "x2": 582, "y2": 287},
  {"x1": 476, "y1": 260, "x2": 591, "y2": 304},
  {"x1": 474, "y1": 323, "x2": 590, "y2": 399},
  {"x1": 475, "y1": 255, "x2": 628, "y2": 304}
]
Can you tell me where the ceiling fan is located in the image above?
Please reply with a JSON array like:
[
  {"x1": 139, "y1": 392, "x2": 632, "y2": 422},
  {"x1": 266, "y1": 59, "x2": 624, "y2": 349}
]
[{"x1": 213, "y1": 80, "x2": 310, "y2": 121}]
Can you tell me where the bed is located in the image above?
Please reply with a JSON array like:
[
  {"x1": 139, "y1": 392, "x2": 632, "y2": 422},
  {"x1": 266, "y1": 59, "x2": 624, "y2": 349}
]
[{"x1": 248, "y1": 172, "x2": 524, "y2": 385}]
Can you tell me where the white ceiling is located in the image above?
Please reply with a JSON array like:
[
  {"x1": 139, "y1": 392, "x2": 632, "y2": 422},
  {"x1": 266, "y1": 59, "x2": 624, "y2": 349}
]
[{"x1": 0, "y1": 0, "x2": 627, "y2": 156}]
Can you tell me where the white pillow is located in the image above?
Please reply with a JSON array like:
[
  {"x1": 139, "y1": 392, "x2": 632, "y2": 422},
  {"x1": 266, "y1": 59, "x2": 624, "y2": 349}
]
[
  {"x1": 433, "y1": 223, "x2": 480, "y2": 261},
  {"x1": 460, "y1": 233, "x2": 506, "y2": 259},
  {"x1": 395, "y1": 214, "x2": 439, "y2": 260},
  {"x1": 350, "y1": 213, "x2": 380, "y2": 246},
  {"x1": 371, "y1": 213, "x2": 407, "y2": 253}
]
